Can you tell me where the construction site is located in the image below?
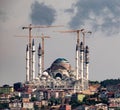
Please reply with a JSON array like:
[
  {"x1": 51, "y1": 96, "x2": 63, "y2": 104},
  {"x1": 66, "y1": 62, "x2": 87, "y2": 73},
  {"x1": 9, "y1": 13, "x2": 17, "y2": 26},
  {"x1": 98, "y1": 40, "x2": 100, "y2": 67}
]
[{"x1": 20, "y1": 24, "x2": 92, "y2": 108}]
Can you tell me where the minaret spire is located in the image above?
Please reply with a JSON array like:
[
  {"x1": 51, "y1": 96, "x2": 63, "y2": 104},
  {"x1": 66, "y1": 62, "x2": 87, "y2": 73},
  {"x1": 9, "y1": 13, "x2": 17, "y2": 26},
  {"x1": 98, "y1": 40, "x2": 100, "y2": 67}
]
[
  {"x1": 84, "y1": 45, "x2": 89, "y2": 89},
  {"x1": 38, "y1": 43, "x2": 42, "y2": 77},
  {"x1": 76, "y1": 43, "x2": 79, "y2": 80},
  {"x1": 26, "y1": 45, "x2": 29, "y2": 82},
  {"x1": 80, "y1": 42, "x2": 84, "y2": 90},
  {"x1": 32, "y1": 39, "x2": 35, "y2": 80}
]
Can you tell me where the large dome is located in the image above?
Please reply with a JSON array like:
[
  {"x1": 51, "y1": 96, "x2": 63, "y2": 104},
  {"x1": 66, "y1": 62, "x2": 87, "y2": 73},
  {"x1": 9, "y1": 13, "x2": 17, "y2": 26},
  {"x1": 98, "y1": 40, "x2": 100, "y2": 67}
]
[
  {"x1": 50, "y1": 58, "x2": 71, "y2": 71},
  {"x1": 44, "y1": 58, "x2": 75, "y2": 80},
  {"x1": 52, "y1": 58, "x2": 69, "y2": 64}
]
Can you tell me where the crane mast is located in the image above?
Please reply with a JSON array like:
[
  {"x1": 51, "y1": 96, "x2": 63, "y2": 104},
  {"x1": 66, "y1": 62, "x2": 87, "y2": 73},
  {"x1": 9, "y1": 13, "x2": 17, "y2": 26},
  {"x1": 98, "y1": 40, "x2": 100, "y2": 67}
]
[
  {"x1": 40, "y1": 34, "x2": 50, "y2": 72},
  {"x1": 55, "y1": 29, "x2": 91, "y2": 91},
  {"x1": 22, "y1": 24, "x2": 32, "y2": 81},
  {"x1": 55, "y1": 29, "x2": 84, "y2": 80},
  {"x1": 22, "y1": 24, "x2": 62, "y2": 81}
]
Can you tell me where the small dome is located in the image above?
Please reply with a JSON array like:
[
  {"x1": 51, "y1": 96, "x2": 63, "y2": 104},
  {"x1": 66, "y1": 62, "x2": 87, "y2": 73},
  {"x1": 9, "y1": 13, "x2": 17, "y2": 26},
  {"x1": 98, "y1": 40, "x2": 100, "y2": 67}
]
[
  {"x1": 42, "y1": 71, "x2": 49, "y2": 76},
  {"x1": 41, "y1": 76, "x2": 46, "y2": 80}
]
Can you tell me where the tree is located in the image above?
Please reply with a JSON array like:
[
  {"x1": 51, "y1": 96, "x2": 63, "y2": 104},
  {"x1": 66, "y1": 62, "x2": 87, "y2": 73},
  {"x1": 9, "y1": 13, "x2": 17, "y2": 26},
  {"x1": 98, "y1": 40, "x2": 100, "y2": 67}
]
[
  {"x1": 69, "y1": 98, "x2": 82, "y2": 109},
  {"x1": 100, "y1": 79, "x2": 120, "y2": 87},
  {"x1": 48, "y1": 97, "x2": 62, "y2": 106},
  {"x1": 30, "y1": 97, "x2": 38, "y2": 102},
  {"x1": 0, "y1": 103, "x2": 9, "y2": 109},
  {"x1": 89, "y1": 80, "x2": 100, "y2": 85},
  {"x1": 48, "y1": 97, "x2": 56, "y2": 106}
]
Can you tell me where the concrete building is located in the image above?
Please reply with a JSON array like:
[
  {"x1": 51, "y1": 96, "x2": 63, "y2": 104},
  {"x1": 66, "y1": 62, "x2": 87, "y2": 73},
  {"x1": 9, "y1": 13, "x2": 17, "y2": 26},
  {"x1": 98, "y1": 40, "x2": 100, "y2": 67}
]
[{"x1": 0, "y1": 85, "x2": 14, "y2": 94}]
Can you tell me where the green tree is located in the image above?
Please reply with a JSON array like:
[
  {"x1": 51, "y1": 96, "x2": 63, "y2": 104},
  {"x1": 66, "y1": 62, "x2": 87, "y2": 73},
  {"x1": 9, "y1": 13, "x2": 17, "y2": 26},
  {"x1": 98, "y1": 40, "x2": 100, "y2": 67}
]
[
  {"x1": 0, "y1": 103, "x2": 9, "y2": 109},
  {"x1": 48, "y1": 97, "x2": 62, "y2": 106},
  {"x1": 100, "y1": 98, "x2": 109, "y2": 105},
  {"x1": 48, "y1": 97, "x2": 56, "y2": 106},
  {"x1": 89, "y1": 80, "x2": 100, "y2": 85},
  {"x1": 30, "y1": 97, "x2": 38, "y2": 102},
  {"x1": 100, "y1": 79, "x2": 120, "y2": 87},
  {"x1": 34, "y1": 105, "x2": 39, "y2": 110},
  {"x1": 69, "y1": 98, "x2": 82, "y2": 109}
]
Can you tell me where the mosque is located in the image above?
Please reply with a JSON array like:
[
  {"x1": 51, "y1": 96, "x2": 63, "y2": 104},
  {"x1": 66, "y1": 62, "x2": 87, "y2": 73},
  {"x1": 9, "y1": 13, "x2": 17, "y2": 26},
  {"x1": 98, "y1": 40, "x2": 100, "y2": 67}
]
[{"x1": 25, "y1": 39, "x2": 89, "y2": 93}]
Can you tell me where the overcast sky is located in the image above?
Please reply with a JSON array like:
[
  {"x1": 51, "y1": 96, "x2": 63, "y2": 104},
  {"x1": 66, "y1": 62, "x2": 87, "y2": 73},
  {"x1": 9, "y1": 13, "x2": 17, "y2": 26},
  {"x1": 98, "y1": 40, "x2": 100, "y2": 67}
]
[{"x1": 0, "y1": 0, "x2": 120, "y2": 86}]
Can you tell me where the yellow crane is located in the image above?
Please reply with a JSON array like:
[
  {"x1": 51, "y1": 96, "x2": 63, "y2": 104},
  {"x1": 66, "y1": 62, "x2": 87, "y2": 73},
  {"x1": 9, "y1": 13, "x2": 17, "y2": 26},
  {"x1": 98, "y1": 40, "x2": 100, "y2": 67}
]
[
  {"x1": 81, "y1": 30, "x2": 92, "y2": 47},
  {"x1": 55, "y1": 29, "x2": 91, "y2": 46},
  {"x1": 16, "y1": 34, "x2": 50, "y2": 76},
  {"x1": 55, "y1": 29, "x2": 84, "y2": 46},
  {"x1": 19, "y1": 24, "x2": 63, "y2": 81},
  {"x1": 40, "y1": 34, "x2": 50, "y2": 71}
]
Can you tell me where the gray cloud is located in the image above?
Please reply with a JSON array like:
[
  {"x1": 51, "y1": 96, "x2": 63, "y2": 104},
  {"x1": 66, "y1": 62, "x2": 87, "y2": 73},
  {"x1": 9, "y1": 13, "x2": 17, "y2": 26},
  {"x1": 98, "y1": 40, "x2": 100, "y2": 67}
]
[
  {"x1": 65, "y1": 8, "x2": 74, "y2": 13},
  {"x1": 30, "y1": 1, "x2": 56, "y2": 25},
  {"x1": 66, "y1": 0, "x2": 120, "y2": 34}
]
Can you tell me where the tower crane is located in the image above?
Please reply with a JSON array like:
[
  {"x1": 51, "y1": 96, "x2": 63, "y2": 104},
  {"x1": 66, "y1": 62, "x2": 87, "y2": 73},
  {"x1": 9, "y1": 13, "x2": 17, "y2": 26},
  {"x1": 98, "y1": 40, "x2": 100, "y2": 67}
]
[
  {"x1": 81, "y1": 30, "x2": 92, "y2": 48},
  {"x1": 40, "y1": 34, "x2": 50, "y2": 72},
  {"x1": 55, "y1": 29, "x2": 84, "y2": 81},
  {"x1": 21, "y1": 24, "x2": 63, "y2": 81},
  {"x1": 55, "y1": 29, "x2": 91, "y2": 46},
  {"x1": 55, "y1": 29, "x2": 84, "y2": 46},
  {"x1": 55, "y1": 29, "x2": 92, "y2": 91},
  {"x1": 16, "y1": 35, "x2": 50, "y2": 78}
]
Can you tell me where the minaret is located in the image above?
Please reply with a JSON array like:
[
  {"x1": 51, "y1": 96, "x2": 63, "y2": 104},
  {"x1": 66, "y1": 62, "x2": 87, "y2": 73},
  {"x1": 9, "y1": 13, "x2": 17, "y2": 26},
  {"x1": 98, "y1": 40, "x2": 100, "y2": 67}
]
[
  {"x1": 80, "y1": 42, "x2": 84, "y2": 90},
  {"x1": 32, "y1": 39, "x2": 35, "y2": 80},
  {"x1": 38, "y1": 43, "x2": 42, "y2": 77},
  {"x1": 76, "y1": 44, "x2": 79, "y2": 80},
  {"x1": 85, "y1": 46, "x2": 89, "y2": 89},
  {"x1": 26, "y1": 45, "x2": 29, "y2": 82}
]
